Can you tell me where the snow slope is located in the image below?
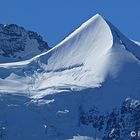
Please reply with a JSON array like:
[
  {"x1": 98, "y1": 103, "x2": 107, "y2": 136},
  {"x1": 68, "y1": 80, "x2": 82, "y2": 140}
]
[
  {"x1": 0, "y1": 14, "x2": 139, "y2": 98},
  {"x1": 0, "y1": 14, "x2": 140, "y2": 139}
]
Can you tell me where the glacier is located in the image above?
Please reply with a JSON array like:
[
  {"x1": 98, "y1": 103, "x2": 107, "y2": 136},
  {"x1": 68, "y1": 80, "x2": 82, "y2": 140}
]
[{"x1": 0, "y1": 14, "x2": 139, "y2": 140}]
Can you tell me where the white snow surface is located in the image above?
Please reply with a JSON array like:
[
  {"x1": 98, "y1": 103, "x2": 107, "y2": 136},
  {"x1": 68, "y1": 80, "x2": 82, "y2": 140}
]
[
  {"x1": 0, "y1": 14, "x2": 139, "y2": 98},
  {"x1": 0, "y1": 14, "x2": 140, "y2": 140}
]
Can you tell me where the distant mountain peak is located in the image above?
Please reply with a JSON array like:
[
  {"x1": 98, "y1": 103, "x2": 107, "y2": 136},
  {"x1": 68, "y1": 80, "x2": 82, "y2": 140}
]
[{"x1": 0, "y1": 24, "x2": 49, "y2": 63}]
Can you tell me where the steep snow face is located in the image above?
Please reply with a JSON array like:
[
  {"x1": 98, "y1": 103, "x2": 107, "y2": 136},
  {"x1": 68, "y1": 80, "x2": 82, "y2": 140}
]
[
  {"x1": 0, "y1": 24, "x2": 49, "y2": 63},
  {"x1": 0, "y1": 14, "x2": 113, "y2": 95},
  {"x1": 27, "y1": 14, "x2": 140, "y2": 98},
  {"x1": 35, "y1": 14, "x2": 113, "y2": 90},
  {"x1": 0, "y1": 14, "x2": 139, "y2": 99}
]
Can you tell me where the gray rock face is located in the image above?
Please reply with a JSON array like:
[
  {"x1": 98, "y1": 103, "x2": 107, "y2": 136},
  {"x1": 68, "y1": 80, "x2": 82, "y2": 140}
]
[
  {"x1": 0, "y1": 24, "x2": 49, "y2": 63},
  {"x1": 79, "y1": 98, "x2": 140, "y2": 140}
]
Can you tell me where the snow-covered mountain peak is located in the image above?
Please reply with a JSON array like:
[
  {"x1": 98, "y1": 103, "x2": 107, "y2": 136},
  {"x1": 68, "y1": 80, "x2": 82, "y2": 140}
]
[
  {"x1": 0, "y1": 14, "x2": 139, "y2": 99},
  {"x1": 54, "y1": 13, "x2": 112, "y2": 49},
  {"x1": 0, "y1": 24, "x2": 49, "y2": 63},
  {"x1": 0, "y1": 14, "x2": 140, "y2": 140}
]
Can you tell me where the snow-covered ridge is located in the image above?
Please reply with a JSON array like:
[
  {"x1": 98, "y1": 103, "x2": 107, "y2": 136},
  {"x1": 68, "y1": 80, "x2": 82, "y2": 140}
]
[
  {"x1": 106, "y1": 20, "x2": 140, "y2": 60},
  {"x1": 0, "y1": 24, "x2": 49, "y2": 63},
  {"x1": 0, "y1": 14, "x2": 139, "y2": 99}
]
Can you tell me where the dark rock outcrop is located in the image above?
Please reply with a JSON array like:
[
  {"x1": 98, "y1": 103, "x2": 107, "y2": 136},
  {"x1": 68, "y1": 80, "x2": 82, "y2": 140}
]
[
  {"x1": 0, "y1": 24, "x2": 49, "y2": 63},
  {"x1": 79, "y1": 98, "x2": 140, "y2": 140}
]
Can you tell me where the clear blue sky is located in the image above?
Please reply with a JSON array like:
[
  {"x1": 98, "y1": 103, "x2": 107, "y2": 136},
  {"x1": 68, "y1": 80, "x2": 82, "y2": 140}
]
[{"x1": 0, "y1": 0, "x2": 139, "y2": 47}]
